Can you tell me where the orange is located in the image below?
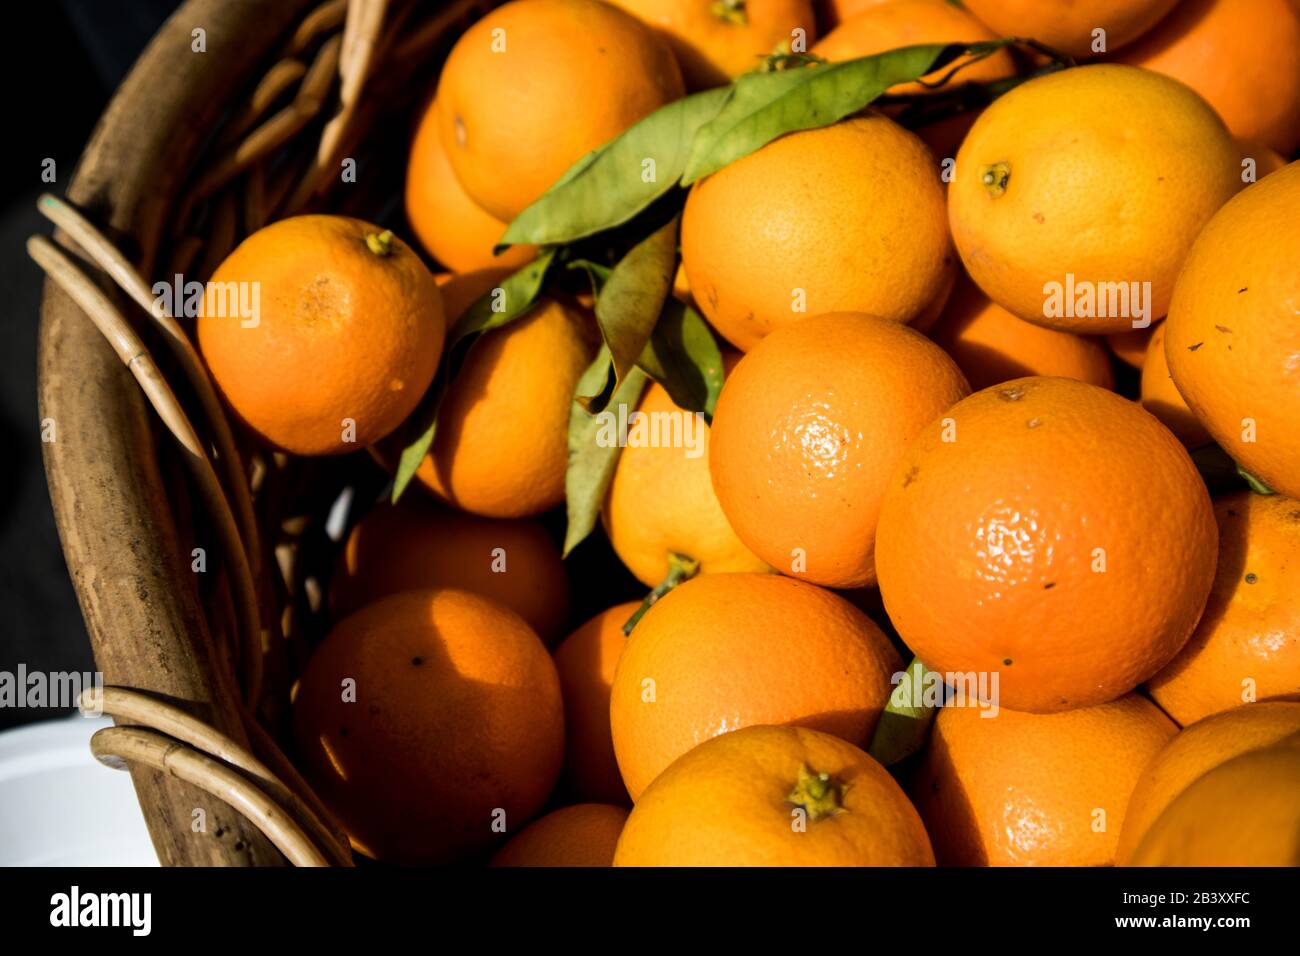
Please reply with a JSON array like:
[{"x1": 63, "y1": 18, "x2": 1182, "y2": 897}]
[
  {"x1": 416, "y1": 296, "x2": 598, "y2": 517},
  {"x1": 1164, "y1": 161, "x2": 1300, "y2": 499},
  {"x1": 603, "y1": 354, "x2": 768, "y2": 587},
  {"x1": 1119, "y1": 0, "x2": 1300, "y2": 155},
  {"x1": 911, "y1": 694, "x2": 1177, "y2": 866},
  {"x1": 811, "y1": 0, "x2": 1016, "y2": 158},
  {"x1": 490, "y1": 804, "x2": 629, "y2": 866},
  {"x1": 435, "y1": 0, "x2": 684, "y2": 222},
  {"x1": 681, "y1": 115, "x2": 952, "y2": 351},
  {"x1": 1105, "y1": 326, "x2": 1154, "y2": 370},
  {"x1": 961, "y1": 0, "x2": 1178, "y2": 59},
  {"x1": 291, "y1": 589, "x2": 563, "y2": 864},
  {"x1": 928, "y1": 276, "x2": 1115, "y2": 391},
  {"x1": 1138, "y1": 322, "x2": 1211, "y2": 449},
  {"x1": 814, "y1": 0, "x2": 889, "y2": 32},
  {"x1": 610, "y1": 0, "x2": 817, "y2": 89},
  {"x1": 435, "y1": 266, "x2": 511, "y2": 323},
  {"x1": 1146, "y1": 492, "x2": 1300, "y2": 725},
  {"x1": 615, "y1": 725, "x2": 934, "y2": 865},
  {"x1": 948, "y1": 64, "x2": 1242, "y2": 332},
  {"x1": 554, "y1": 602, "x2": 642, "y2": 805},
  {"x1": 609, "y1": 572, "x2": 901, "y2": 800},
  {"x1": 405, "y1": 96, "x2": 535, "y2": 273},
  {"x1": 1117, "y1": 701, "x2": 1300, "y2": 863},
  {"x1": 1127, "y1": 733, "x2": 1300, "y2": 866},
  {"x1": 1239, "y1": 140, "x2": 1287, "y2": 182},
  {"x1": 875, "y1": 377, "x2": 1218, "y2": 713},
  {"x1": 710, "y1": 313, "x2": 969, "y2": 588},
  {"x1": 329, "y1": 496, "x2": 570, "y2": 643},
  {"x1": 198, "y1": 215, "x2": 444, "y2": 456}
]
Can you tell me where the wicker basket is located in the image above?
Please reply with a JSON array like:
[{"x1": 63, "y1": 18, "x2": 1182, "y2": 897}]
[{"x1": 34, "y1": 0, "x2": 498, "y2": 867}]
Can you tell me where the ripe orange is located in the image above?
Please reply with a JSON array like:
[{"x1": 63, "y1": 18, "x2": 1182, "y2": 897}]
[
  {"x1": 961, "y1": 0, "x2": 1178, "y2": 59},
  {"x1": 1119, "y1": 0, "x2": 1300, "y2": 155},
  {"x1": 610, "y1": 0, "x2": 817, "y2": 89},
  {"x1": 490, "y1": 804, "x2": 629, "y2": 866},
  {"x1": 1105, "y1": 325, "x2": 1154, "y2": 370},
  {"x1": 948, "y1": 64, "x2": 1242, "y2": 332},
  {"x1": 198, "y1": 215, "x2": 444, "y2": 456},
  {"x1": 815, "y1": 0, "x2": 889, "y2": 32},
  {"x1": 875, "y1": 377, "x2": 1218, "y2": 713},
  {"x1": 1164, "y1": 160, "x2": 1300, "y2": 499},
  {"x1": 609, "y1": 573, "x2": 901, "y2": 800},
  {"x1": 681, "y1": 115, "x2": 953, "y2": 351},
  {"x1": 811, "y1": 0, "x2": 1016, "y2": 158},
  {"x1": 1238, "y1": 140, "x2": 1287, "y2": 182},
  {"x1": 1117, "y1": 701, "x2": 1300, "y2": 863},
  {"x1": 603, "y1": 355, "x2": 768, "y2": 587},
  {"x1": 553, "y1": 602, "x2": 642, "y2": 805},
  {"x1": 1127, "y1": 733, "x2": 1300, "y2": 866},
  {"x1": 1138, "y1": 322, "x2": 1211, "y2": 449},
  {"x1": 435, "y1": 0, "x2": 684, "y2": 222},
  {"x1": 291, "y1": 589, "x2": 563, "y2": 864},
  {"x1": 614, "y1": 725, "x2": 934, "y2": 866},
  {"x1": 1146, "y1": 492, "x2": 1300, "y2": 725},
  {"x1": 328, "y1": 496, "x2": 569, "y2": 643},
  {"x1": 710, "y1": 313, "x2": 969, "y2": 588},
  {"x1": 928, "y1": 277, "x2": 1115, "y2": 391},
  {"x1": 416, "y1": 296, "x2": 598, "y2": 516},
  {"x1": 911, "y1": 694, "x2": 1177, "y2": 866},
  {"x1": 405, "y1": 96, "x2": 535, "y2": 274}
]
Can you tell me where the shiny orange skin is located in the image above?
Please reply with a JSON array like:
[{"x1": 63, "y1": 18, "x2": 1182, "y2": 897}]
[
  {"x1": 405, "y1": 96, "x2": 535, "y2": 273},
  {"x1": 603, "y1": 355, "x2": 768, "y2": 587},
  {"x1": 1147, "y1": 492, "x2": 1300, "y2": 725},
  {"x1": 1138, "y1": 322, "x2": 1211, "y2": 449},
  {"x1": 948, "y1": 65, "x2": 1242, "y2": 332},
  {"x1": 1164, "y1": 161, "x2": 1300, "y2": 500},
  {"x1": 291, "y1": 589, "x2": 564, "y2": 864},
  {"x1": 609, "y1": 573, "x2": 902, "y2": 800},
  {"x1": 198, "y1": 215, "x2": 444, "y2": 456},
  {"x1": 490, "y1": 804, "x2": 629, "y2": 866},
  {"x1": 962, "y1": 0, "x2": 1179, "y2": 58},
  {"x1": 553, "y1": 602, "x2": 642, "y2": 805},
  {"x1": 1119, "y1": 0, "x2": 1300, "y2": 155},
  {"x1": 328, "y1": 497, "x2": 570, "y2": 644},
  {"x1": 876, "y1": 377, "x2": 1218, "y2": 713},
  {"x1": 416, "y1": 297, "x2": 598, "y2": 517},
  {"x1": 912, "y1": 695, "x2": 1177, "y2": 866},
  {"x1": 610, "y1": 0, "x2": 817, "y2": 89},
  {"x1": 710, "y1": 313, "x2": 969, "y2": 588},
  {"x1": 929, "y1": 277, "x2": 1115, "y2": 391},
  {"x1": 435, "y1": 0, "x2": 684, "y2": 222},
  {"x1": 615, "y1": 725, "x2": 935, "y2": 866},
  {"x1": 1117, "y1": 701, "x2": 1300, "y2": 863},
  {"x1": 1105, "y1": 326, "x2": 1154, "y2": 370},
  {"x1": 681, "y1": 115, "x2": 953, "y2": 351},
  {"x1": 1128, "y1": 733, "x2": 1300, "y2": 866}
]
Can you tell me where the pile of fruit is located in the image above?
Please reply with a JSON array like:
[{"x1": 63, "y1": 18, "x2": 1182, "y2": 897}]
[{"x1": 195, "y1": 0, "x2": 1300, "y2": 866}]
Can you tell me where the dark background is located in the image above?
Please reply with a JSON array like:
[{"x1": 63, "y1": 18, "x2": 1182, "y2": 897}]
[{"x1": 1, "y1": 0, "x2": 180, "y2": 729}]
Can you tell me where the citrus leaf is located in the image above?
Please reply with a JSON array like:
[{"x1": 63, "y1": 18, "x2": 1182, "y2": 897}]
[
  {"x1": 682, "y1": 41, "x2": 981, "y2": 184},
  {"x1": 391, "y1": 249, "x2": 556, "y2": 501},
  {"x1": 595, "y1": 216, "x2": 679, "y2": 392},
  {"x1": 868, "y1": 656, "x2": 937, "y2": 766},
  {"x1": 500, "y1": 86, "x2": 731, "y2": 248},
  {"x1": 566, "y1": 259, "x2": 612, "y2": 298},
  {"x1": 1237, "y1": 464, "x2": 1276, "y2": 496},
  {"x1": 564, "y1": 346, "x2": 649, "y2": 556},
  {"x1": 637, "y1": 297, "x2": 724, "y2": 418}
]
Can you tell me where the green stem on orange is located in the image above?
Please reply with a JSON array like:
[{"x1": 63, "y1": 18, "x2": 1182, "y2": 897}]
[
  {"x1": 365, "y1": 230, "x2": 395, "y2": 257},
  {"x1": 980, "y1": 162, "x2": 1011, "y2": 198},
  {"x1": 622, "y1": 552, "x2": 700, "y2": 636},
  {"x1": 788, "y1": 764, "x2": 844, "y2": 821},
  {"x1": 710, "y1": 0, "x2": 747, "y2": 26}
]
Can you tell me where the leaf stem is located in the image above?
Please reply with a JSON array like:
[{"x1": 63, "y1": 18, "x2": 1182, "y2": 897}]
[{"x1": 622, "y1": 552, "x2": 700, "y2": 635}]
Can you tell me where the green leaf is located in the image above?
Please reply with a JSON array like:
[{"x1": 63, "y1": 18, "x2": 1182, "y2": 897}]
[
  {"x1": 594, "y1": 216, "x2": 680, "y2": 394},
  {"x1": 566, "y1": 259, "x2": 612, "y2": 298},
  {"x1": 637, "y1": 297, "x2": 724, "y2": 418},
  {"x1": 500, "y1": 87, "x2": 731, "y2": 248},
  {"x1": 1237, "y1": 464, "x2": 1276, "y2": 496},
  {"x1": 868, "y1": 656, "x2": 938, "y2": 766},
  {"x1": 391, "y1": 249, "x2": 556, "y2": 501},
  {"x1": 682, "y1": 42, "x2": 977, "y2": 184},
  {"x1": 564, "y1": 346, "x2": 649, "y2": 556}
]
